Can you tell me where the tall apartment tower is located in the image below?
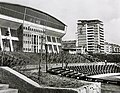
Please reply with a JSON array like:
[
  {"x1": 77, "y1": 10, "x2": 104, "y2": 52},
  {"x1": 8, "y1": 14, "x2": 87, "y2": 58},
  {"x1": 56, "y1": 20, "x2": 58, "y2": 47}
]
[{"x1": 77, "y1": 20, "x2": 104, "y2": 54}]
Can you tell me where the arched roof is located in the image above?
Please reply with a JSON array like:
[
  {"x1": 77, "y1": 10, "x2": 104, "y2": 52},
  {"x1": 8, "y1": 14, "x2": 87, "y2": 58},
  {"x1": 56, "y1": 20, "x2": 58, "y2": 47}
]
[{"x1": 0, "y1": 2, "x2": 66, "y2": 30}]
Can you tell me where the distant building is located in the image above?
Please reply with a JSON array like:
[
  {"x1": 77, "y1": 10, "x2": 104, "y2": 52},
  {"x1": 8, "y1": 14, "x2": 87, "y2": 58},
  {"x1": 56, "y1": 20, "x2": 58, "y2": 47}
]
[
  {"x1": 0, "y1": 2, "x2": 66, "y2": 53},
  {"x1": 77, "y1": 19, "x2": 104, "y2": 54},
  {"x1": 104, "y1": 42, "x2": 112, "y2": 54},
  {"x1": 62, "y1": 40, "x2": 81, "y2": 54},
  {"x1": 62, "y1": 40, "x2": 76, "y2": 49},
  {"x1": 104, "y1": 42, "x2": 120, "y2": 54}
]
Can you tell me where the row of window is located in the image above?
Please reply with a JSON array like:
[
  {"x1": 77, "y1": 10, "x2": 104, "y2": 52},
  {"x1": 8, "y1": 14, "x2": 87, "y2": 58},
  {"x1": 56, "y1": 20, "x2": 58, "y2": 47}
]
[
  {"x1": 0, "y1": 27, "x2": 61, "y2": 44},
  {"x1": 23, "y1": 26, "x2": 44, "y2": 33},
  {"x1": 78, "y1": 33, "x2": 86, "y2": 35},
  {"x1": 46, "y1": 36, "x2": 61, "y2": 43},
  {"x1": 23, "y1": 45, "x2": 39, "y2": 52},
  {"x1": 1, "y1": 27, "x2": 18, "y2": 37},
  {"x1": 23, "y1": 41, "x2": 32, "y2": 44},
  {"x1": 48, "y1": 44, "x2": 61, "y2": 52},
  {"x1": 1, "y1": 27, "x2": 43, "y2": 38},
  {"x1": 23, "y1": 48, "x2": 31, "y2": 51},
  {"x1": 23, "y1": 33, "x2": 44, "y2": 38},
  {"x1": 23, "y1": 44, "x2": 61, "y2": 53},
  {"x1": 23, "y1": 40, "x2": 43, "y2": 45},
  {"x1": 23, "y1": 34, "x2": 62, "y2": 44},
  {"x1": 23, "y1": 34, "x2": 61, "y2": 43}
]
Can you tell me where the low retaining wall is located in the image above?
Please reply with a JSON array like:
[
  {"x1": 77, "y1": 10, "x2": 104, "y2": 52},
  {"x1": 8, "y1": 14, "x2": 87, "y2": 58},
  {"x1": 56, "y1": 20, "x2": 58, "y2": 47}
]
[
  {"x1": 0, "y1": 67, "x2": 101, "y2": 93},
  {"x1": 0, "y1": 67, "x2": 40, "y2": 93},
  {"x1": 34, "y1": 87, "x2": 78, "y2": 93}
]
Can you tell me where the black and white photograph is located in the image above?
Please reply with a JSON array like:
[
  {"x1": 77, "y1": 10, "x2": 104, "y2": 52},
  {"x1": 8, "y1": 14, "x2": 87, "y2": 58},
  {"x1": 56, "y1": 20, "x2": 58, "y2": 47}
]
[{"x1": 0, "y1": 0, "x2": 120, "y2": 93}]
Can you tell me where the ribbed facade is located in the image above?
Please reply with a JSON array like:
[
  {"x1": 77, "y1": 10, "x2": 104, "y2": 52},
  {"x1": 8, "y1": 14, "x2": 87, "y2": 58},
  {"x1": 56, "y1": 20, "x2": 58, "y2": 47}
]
[{"x1": 77, "y1": 20, "x2": 104, "y2": 53}]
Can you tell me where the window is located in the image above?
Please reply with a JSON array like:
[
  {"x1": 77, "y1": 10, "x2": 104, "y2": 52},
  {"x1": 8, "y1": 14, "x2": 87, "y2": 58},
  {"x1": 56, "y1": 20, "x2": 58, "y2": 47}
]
[
  {"x1": 53, "y1": 45, "x2": 57, "y2": 52},
  {"x1": 57, "y1": 38, "x2": 61, "y2": 43},
  {"x1": 52, "y1": 37, "x2": 56, "y2": 42},
  {"x1": 48, "y1": 44, "x2": 53, "y2": 52},
  {"x1": 0, "y1": 6, "x2": 24, "y2": 20},
  {"x1": 47, "y1": 36, "x2": 51, "y2": 42},
  {"x1": 58, "y1": 46, "x2": 62, "y2": 51},
  {"x1": 34, "y1": 35, "x2": 36, "y2": 44},
  {"x1": 36, "y1": 36, "x2": 38, "y2": 44},
  {"x1": 1, "y1": 27, "x2": 8, "y2": 35}
]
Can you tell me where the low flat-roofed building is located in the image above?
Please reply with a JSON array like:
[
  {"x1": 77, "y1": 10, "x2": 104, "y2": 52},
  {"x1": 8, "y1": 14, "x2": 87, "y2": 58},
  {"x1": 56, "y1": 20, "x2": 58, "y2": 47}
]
[
  {"x1": 62, "y1": 40, "x2": 82, "y2": 54},
  {"x1": 104, "y1": 42, "x2": 120, "y2": 54}
]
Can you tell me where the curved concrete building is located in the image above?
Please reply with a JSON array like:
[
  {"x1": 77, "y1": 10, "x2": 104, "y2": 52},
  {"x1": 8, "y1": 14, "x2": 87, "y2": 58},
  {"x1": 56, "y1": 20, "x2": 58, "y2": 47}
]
[{"x1": 0, "y1": 2, "x2": 67, "y2": 53}]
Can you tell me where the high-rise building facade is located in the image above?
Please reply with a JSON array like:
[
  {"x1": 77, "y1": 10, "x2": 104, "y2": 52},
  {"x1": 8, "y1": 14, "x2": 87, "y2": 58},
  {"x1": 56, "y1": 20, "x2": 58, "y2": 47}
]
[{"x1": 77, "y1": 20, "x2": 104, "y2": 54}]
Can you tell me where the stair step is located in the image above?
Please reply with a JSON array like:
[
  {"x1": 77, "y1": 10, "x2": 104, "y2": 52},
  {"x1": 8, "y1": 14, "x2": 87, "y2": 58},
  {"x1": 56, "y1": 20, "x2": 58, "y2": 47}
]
[
  {"x1": 0, "y1": 88, "x2": 18, "y2": 93},
  {"x1": 0, "y1": 84, "x2": 9, "y2": 90}
]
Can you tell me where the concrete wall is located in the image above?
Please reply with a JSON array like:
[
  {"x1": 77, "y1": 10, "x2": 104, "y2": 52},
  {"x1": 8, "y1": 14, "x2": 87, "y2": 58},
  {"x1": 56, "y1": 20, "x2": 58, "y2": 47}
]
[
  {"x1": 0, "y1": 67, "x2": 39, "y2": 93},
  {"x1": 0, "y1": 67, "x2": 80, "y2": 93},
  {"x1": 0, "y1": 67, "x2": 101, "y2": 93},
  {"x1": 77, "y1": 83, "x2": 101, "y2": 93},
  {"x1": 34, "y1": 87, "x2": 78, "y2": 93}
]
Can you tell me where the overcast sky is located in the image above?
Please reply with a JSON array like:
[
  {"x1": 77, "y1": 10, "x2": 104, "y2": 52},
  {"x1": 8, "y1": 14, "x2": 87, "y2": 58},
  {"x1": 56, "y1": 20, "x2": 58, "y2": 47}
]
[{"x1": 1, "y1": 0, "x2": 120, "y2": 44}]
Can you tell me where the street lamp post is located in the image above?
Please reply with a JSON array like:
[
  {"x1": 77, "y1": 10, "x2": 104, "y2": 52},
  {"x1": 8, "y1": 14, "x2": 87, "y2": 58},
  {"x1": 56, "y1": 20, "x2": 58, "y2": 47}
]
[
  {"x1": 38, "y1": 35, "x2": 43, "y2": 82},
  {"x1": 38, "y1": 29, "x2": 47, "y2": 82},
  {"x1": 45, "y1": 44, "x2": 48, "y2": 72},
  {"x1": 1, "y1": 41, "x2": 5, "y2": 66}
]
